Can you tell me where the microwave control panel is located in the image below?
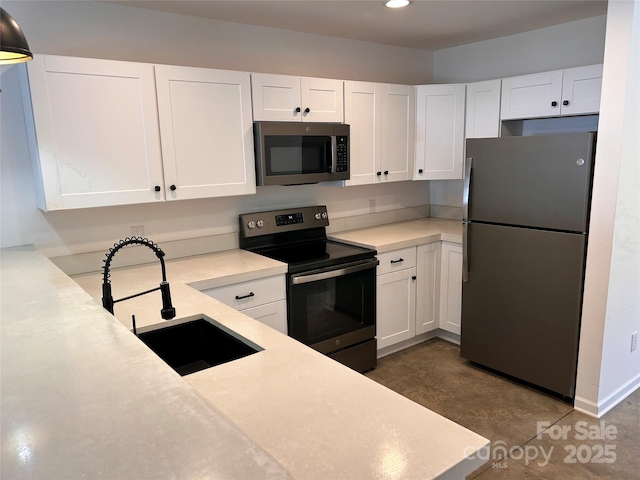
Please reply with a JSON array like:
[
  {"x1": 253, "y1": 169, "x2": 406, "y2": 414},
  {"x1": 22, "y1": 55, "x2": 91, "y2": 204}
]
[{"x1": 335, "y1": 136, "x2": 348, "y2": 172}]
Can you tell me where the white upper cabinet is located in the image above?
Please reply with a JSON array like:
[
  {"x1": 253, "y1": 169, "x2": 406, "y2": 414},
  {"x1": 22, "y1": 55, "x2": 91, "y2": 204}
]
[
  {"x1": 343, "y1": 81, "x2": 382, "y2": 186},
  {"x1": 560, "y1": 64, "x2": 603, "y2": 116},
  {"x1": 414, "y1": 84, "x2": 466, "y2": 180},
  {"x1": 466, "y1": 79, "x2": 501, "y2": 139},
  {"x1": 501, "y1": 64, "x2": 603, "y2": 120},
  {"x1": 155, "y1": 65, "x2": 256, "y2": 201},
  {"x1": 251, "y1": 73, "x2": 343, "y2": 122},
  {"x1": 23, "y1": 55, "x2": 164, "y2": 210},
  {"x1": 341, "y1": 82, "x2": 413, "y2": 186},
  {"x1": 381, "y1": 84, "x2": 415, "y2": 182}
]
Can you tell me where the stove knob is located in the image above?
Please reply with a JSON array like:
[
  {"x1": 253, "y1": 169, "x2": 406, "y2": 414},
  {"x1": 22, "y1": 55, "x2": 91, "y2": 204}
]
[
  {"x1": 257, "y1": 220, "x2": 265, "y2": 228},
  {"x1": 314, "y1": 213, "x2": 322, "y2": 220},
  {"x1": 247, "y1": 221, "x2": 256, "y2": 229},
  {"x1": 321, "y1": 212, "x2": 328, "y2": 219}
]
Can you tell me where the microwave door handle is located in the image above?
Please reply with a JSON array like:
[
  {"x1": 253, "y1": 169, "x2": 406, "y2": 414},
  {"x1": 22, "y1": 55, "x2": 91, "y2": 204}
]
[{"x1": 331, "y1": 136, "x2": 337, "y2": 173}]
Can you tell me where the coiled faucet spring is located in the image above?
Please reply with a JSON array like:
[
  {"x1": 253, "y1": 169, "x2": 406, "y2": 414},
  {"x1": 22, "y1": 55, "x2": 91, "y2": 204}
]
[{"x1": 101, "y1": 237, "x2": 176, "y2": 321}]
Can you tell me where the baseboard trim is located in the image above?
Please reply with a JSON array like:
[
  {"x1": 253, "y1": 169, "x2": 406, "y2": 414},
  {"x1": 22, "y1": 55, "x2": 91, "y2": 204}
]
[
  {"x1": 574, "y1": 373, "x2": 640, "y2": 418},
  {"x1": 376, "y1": 329, "x2": 460, "y2": 359}
]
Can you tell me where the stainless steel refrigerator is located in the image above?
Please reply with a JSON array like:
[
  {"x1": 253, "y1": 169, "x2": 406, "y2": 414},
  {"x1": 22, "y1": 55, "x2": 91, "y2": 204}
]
[{"x1": 460, "y1": 132, "x2": 596, "y2": 398}]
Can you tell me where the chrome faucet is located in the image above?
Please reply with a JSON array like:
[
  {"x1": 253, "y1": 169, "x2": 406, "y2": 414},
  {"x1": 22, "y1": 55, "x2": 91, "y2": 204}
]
[{"x1": 101, "y1": 237, "x2": 176, "y2": 321}]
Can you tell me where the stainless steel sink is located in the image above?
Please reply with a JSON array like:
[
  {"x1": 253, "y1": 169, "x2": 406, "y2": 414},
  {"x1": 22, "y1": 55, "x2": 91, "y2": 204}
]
[{"x1": 136, "y1": 316, "x2": 263, "y2": 376}]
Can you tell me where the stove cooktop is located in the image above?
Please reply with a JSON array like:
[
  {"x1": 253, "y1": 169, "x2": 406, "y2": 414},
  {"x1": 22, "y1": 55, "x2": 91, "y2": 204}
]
[{"x1": 253, "y1": 240, "x2": 375, "y2": 274}]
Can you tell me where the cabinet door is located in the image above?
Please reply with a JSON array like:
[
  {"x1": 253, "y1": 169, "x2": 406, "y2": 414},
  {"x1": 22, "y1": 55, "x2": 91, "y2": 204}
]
[
  {"x1": 466, "y1": 79, "x2": 501, "y2": 139},
  {"x1": 377, "y1": 267, "x2": 417, "y2": 349},
  {"x1": 439, "y1": 242, "x2": 463, "y2": 335},
  {"x1": 500, "y1": 71, "x2": 563, "y2": 120},
  {"x1": 300, "y1": 77, "x2": 344, "y2": 123},
  {"x1": 343, "y1": 81, "x2": 382, "y2": 186},
  {"x1": 414, "y1": 84, "x2": 465, "y2": 180},
  {"x1": 416, "y1": 243, "x2": 439, "y2": 335},
  {"x1": 381, "y1": 84, "x2": 415, "y2": 182},
  {"x1": 24, "y1": 55, "x2": 164, "y2": 210},
  {"x1": 242, "y1": 300, "x2": 288, "y2": 335},
  {"x1": 560, "y1": 64, "x2": 603, "y2": 116},
  {"x1": 155, "y1": 65, "x2": 256, "y2": 200},
  {"x1": 251, "y1": 73, "x2": 302, "y2": 121}
]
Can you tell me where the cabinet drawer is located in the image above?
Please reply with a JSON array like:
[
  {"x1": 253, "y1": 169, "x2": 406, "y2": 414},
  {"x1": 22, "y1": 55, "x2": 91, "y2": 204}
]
[
  {"x1": 377, "y1": 247, "x2": 417, "y2": 275},
  {"x1": 201, "y1": 275, "x2": 286, "y2": 311}
]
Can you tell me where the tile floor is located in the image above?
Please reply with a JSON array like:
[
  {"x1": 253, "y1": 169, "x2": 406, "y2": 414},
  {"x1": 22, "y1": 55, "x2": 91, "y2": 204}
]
[{"x1": 365, "y1": 338, "x2": 640, "y2": 479}]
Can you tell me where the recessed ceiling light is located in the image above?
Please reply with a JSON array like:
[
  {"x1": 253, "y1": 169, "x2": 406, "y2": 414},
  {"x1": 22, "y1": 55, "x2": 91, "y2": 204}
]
[{"x1": 385, "y1": 0, "x2": 411, "y2": 8}]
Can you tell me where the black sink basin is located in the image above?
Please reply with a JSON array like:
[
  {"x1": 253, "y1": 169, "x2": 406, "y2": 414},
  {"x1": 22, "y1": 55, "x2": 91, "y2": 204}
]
[{"x1": 137, "y1": 316, "x2": 262, "y2": 376}]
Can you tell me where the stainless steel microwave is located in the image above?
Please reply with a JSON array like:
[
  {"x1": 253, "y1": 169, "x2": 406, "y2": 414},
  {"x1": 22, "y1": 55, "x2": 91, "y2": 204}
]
[{"x1": 253, "y1": 122, "x2": 349, "y2": 186}]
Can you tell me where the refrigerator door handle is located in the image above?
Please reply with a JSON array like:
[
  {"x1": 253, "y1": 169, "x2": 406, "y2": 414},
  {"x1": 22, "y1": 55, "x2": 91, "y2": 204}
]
[
  {"x1": 463, "y1": 221, "x2": 469, "y2": 283},
  {"x1": 462, "y1": 157, "x2": 472, "y2": 222},
  {"x1": 462, "y1": 157, "x2": 472, "y2": 283}
]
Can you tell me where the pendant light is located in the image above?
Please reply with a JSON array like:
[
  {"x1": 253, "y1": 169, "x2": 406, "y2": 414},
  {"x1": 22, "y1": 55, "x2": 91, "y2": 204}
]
[{"x1": 0, "y1": 7, "x2": 33, "y2": 64}]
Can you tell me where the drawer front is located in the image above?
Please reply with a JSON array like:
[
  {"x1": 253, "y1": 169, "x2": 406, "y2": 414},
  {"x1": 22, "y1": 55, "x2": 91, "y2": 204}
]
[
  {"x1": 202, "y1": 275, "x2": 286, "y2": 311},
  {"x1": 377, "y1": 247, "x2": 417, "y2": 275}
]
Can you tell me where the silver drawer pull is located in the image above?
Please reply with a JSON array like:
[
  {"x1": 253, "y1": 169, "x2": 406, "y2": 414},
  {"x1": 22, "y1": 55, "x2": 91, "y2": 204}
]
[
  {"x1": 235, "y1": 292, "x2": 255, "y2": 300},
  {"x1": 390, "y1": 258, "x2": 404, "y2": 264}
]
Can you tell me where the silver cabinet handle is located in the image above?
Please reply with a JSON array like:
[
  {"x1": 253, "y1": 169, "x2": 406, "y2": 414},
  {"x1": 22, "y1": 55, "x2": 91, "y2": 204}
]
[{"x1": 291, "y1": 258, "x2": 379, "y2": 285}]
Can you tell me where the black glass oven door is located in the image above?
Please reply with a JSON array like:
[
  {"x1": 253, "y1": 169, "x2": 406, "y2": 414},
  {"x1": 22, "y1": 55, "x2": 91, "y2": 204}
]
[{"x1": 288, "y1": 258, "x2": 377, "y2": 353}]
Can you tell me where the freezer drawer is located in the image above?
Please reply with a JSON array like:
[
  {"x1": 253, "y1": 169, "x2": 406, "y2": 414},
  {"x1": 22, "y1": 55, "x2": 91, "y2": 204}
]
[
  {"x1": 460, "y1": 223, "x2": 586, "y2": 397},
  {"x1": 466, "y1": 133, "x2": 595, "y2": 233}
]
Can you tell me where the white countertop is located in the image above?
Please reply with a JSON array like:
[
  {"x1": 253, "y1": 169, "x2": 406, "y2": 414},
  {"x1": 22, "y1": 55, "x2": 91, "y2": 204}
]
[
  {"x1": 329, "y1": 218, "x2": 462, "y2": 253},
  {"x1": 3, "y1": 229, "x2": 488, "y2": 479},
  {"x1": 0, "y1": 247, "x2": 290, "y2": 479}
]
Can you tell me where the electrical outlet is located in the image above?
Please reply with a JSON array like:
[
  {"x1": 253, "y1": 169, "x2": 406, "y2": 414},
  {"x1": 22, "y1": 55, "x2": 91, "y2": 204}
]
[
  {"x1": 631, "y1": 331, "x2": 638, "y2": 353},
  {"x1": 369, "y1": 198, "x2": 376, "y2": 214},
  {"x1": 130, "y1": 225, "x2": 144, "y2": 238}
]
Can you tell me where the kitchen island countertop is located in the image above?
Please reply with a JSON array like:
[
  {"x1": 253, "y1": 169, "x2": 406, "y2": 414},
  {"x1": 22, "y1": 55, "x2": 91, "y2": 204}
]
[{"x1": 3, "y1": 220, "x2": 488, "y2": 479}]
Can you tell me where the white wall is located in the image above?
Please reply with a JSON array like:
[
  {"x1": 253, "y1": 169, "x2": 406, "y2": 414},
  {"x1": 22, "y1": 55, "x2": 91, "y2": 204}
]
[
  {"x1": 575, "y1": 0, "x2": 640, "y2": 417},
  {"x1": 0, "y1": 1, "x2": 432, "y2": 257},
  {"x1": 429, "y1": 15, "x2": 607, "y2": 211},
  {"x1": 433, "y1": 15, "x2": 607, "y2": 84},
  {"x1": 3, "y1": 1, "x2": 432, "y2": 84}
]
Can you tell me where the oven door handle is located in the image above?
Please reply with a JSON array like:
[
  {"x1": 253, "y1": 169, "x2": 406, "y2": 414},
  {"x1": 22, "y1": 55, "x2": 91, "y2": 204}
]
[{"x1": 291, "y1": 258, "x2": 379, "y2": 285}]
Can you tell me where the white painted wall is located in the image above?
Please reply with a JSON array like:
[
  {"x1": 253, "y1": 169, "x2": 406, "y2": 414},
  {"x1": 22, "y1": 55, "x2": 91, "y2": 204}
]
[
  {"x1": 433, "y1": 15, "x2": 607, "y2": 84},
  {"x1": 575, "y1": 0, "x2": 640, "y2": 417},
  {"x1": 3, "y1": 1, "x2": 432, "y2": 84},
  {"x1": 0, "y1": 1, "x2": 432, "y2": 257},
  {"x1": 429, "y1": 15, "x2": 607, "y2": 211}
]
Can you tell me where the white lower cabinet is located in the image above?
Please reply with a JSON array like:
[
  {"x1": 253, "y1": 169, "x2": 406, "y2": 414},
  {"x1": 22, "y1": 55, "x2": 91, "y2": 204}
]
[
  {"x1": 416, "y1": 243, "x2": 439, "y2": 335},
  {"x1": 439, "y1": 242, "x2": 463, "y2": 335},
  {"x1": 376, "y1": 246, "x2": 423, "y2": 350},
  {"x1": 376, "y1": 242, "x2": 462, "y2": 351},
  {"x1": 200, "y1": 275, "x2": 287, "y2": 335}
]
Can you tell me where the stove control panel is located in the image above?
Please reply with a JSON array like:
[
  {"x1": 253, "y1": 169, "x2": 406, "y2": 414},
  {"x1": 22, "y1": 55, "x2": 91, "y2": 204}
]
[
  {"x1": 240, "y1": 206, "x2": 330, "y2": 238},
  {"x1": 276, "y1": 213, "x2": 304, "y2": 226}
]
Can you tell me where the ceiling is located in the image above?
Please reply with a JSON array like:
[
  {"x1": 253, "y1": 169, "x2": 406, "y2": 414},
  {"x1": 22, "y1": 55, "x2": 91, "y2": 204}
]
[{"x1": 107, "y1": 0, "x2": 608, "y2": 50}]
